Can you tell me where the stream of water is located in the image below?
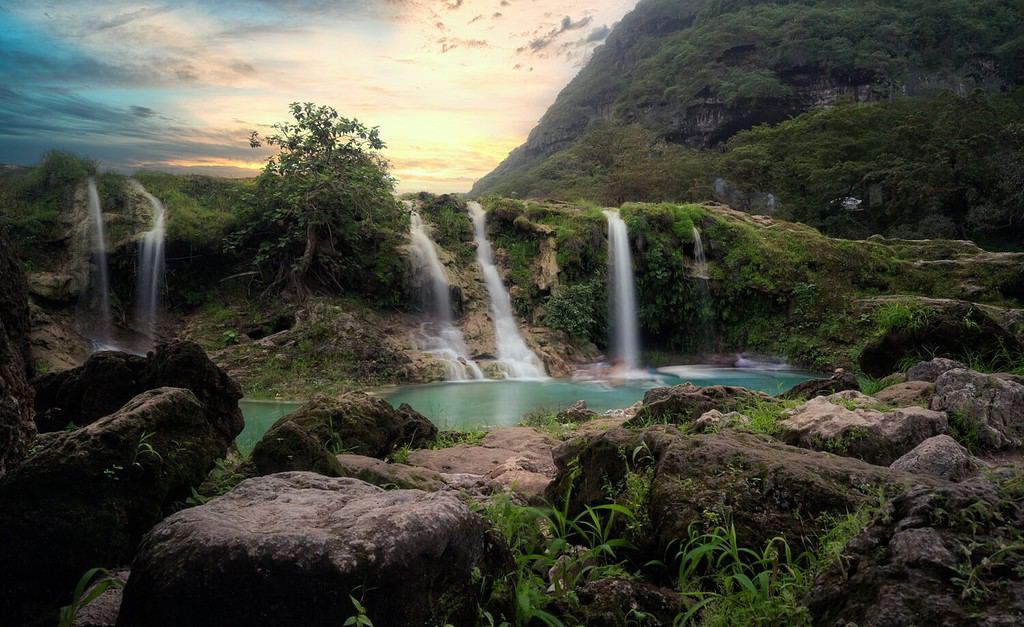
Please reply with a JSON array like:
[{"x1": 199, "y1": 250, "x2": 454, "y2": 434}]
[
  {"x1": 85, "y1": 177, "x2": 112, "y2": 346},
  {"x1": 132, "y1": 180, "x2": 166, "y2": 345},
  {"x1": 604, "y1": 210, "x2": 641, "y2": 371}
]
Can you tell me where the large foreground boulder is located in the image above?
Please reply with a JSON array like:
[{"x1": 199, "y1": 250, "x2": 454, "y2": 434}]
[
  {"x1": 0, "y1": 234, "x2": 35, "y2": 476},
  {"x1": 249, "y1": 392, "x2": 436, "y2": 475},
  {"x1": 777, "y1": 391, "x2": 948, "y2": 465},
  {"x1": 627, "y1": 383, "x2": 768, "y2": 427},
  {"x1": 548, "y1": 428, "x2": 933, "y2": 554},
  {"x1": 32, "y1": 341, "x2": 243, "y2": 443},
  {"x1": 117, "y1": 472, "x2": 508, "y2": 627},
  {"x1": 807, "y1": 475, "x2": 1024, "y2": 626},
  {"x1": 931, "y1": 368, "x2": 1024, "y2": 450},
  {"x1": 0, "y1": 388, "x2": 227, "y2": 624}
]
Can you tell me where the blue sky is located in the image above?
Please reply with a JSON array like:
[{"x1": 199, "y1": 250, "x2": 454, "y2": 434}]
[{"x1": 0, "y1": 0, "x2": 636, "y2": 191}]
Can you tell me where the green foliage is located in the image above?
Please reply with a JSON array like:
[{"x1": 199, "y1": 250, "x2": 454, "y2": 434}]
[
  {"x1": 857, "y1": 373, "x2": 903, "y2": 395},
  {"x1": 415, "y1": 192, "x2": 476, "y2": 265},
  {"x1": 875, "y1": 300, "x2": 935, "y2": 334},
  {"x1": 734, "y1": 398, "x2": 803, "y2": 436},
  {"x1": 133, "y1": 170, "x2": 242, "y2": 248},
  {"x1": 543, "y1": 278, "x2": 606, "y2": 344},
  {"x1": 344, "y1": 595, "x2": 375, "y2": 626},
  {"x1": 229, "y1": 102, "x2": 407, "y2": 300},
  {"x1": 58, "y1": 568, "x2": 125, "y2": 627},
  {"x1": 430, "y1": 429, "x2": 488, "y2": 449},
  {"x1": 948, "y1": 409, "x2": 981, "y2": 452}
]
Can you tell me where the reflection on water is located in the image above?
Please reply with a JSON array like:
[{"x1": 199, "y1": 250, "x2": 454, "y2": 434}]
[{"x1": 236, "y1": 364, "x2": 817, "y2": 450}]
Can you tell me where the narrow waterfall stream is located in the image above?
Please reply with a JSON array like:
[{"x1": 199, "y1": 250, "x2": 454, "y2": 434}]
[
  {"x1": 468, "y1": 201, "x2": 547, "y2": 379},
  {"x1": 85, "y1": 177, "x2": 112, "y2": 346},
  {"x1": 409, "y1": 211, "x2": 484, "y2": 380},
  {"x1": 131, "y1": 180, "x2": 166, "y2": 344},
  {"x1": 691, "y1": 226, "x2": 714, "y2": 350},
  {"x1": 603, "y1": 210, "x2": 641, "y2": 371}
]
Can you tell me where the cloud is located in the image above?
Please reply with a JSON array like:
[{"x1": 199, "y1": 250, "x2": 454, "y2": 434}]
[
  {"x1": 130, "y1": 105, "x2": 157, "y2": 117},
  {"x1": 585, "y1": 24, "x2": 610, "y2": 43},
  {"x1": 518, "y1": 14, "x2": 594, "y2": 54}
]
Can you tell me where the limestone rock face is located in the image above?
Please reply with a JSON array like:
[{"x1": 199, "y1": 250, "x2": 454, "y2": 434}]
[
  {"x1": 0, "y1": 234, "x2": 35, "y2": 476},
  {"x1": 117, "y1": 472, "x2": 507, "y2": 627},
  {"x1": 250, "y1": 393, "x2": 437, "y2": 476},
  {"x1": 807, "y1": 477, "x2": 1024, "y2": 626},
  {"x1": 889, "y1": 435, "x2": 982, "y2": 481},
  {"x1": 777, "y1": 391, "x2": 948, "y2": 465},
  {"x1": 628, "y1": 383, "x2": 768, "y2": 426},
  {"x1": 0, "y1": 388, "x2": 226, "y2": 624},
  {"x1": 906, "y1": 357, "x2": 967, "y2": 383},
  {"x1": 931, "y1": 368, "x2": 1024, "y2": 450}
]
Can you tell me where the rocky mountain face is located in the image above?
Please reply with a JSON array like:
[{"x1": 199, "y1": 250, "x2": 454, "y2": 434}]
[{"x1": 472, "y1": 0, "x2": 1023, "y2": 196}]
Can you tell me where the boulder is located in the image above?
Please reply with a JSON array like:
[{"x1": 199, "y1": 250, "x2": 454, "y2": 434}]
[
  {"x1": 807, "y1": 477, "x2": 1024, "y2": 626},
  {"x1": 556, "y1": 578, "x2": 682, "y2": 627},
  {"x1": 690, "y1": 409, "x2": 750, "y2": 433},
  {"x1": 547, "y1": 428, "x2": 928, "y2": 554},
  {"x1": 32, "y1": 341, "x2": 243, "y2": 444},
  {"x1": 874, "y1": 380, "x2": 935, "y2": 408},
  {"x1": 859, "y1": 301, "x2": 1021, "y2": 377},
  {"x1": 249, "y1": 393, "x2": 436, "y2": 474},
  {"x1": 780, "y1": 369, "x2": 859, "y2": 400},
  {"x1": 335, "y1": 454, "x2": 446, "y2": 491},
  {"x1": 0, "y1": 235, "x2": 35, "y2": 476},
  {"x1": 889, "y1": 435, "x2": 982, "y2": 481},
  {"x1": 0, "y1": 388, "x2": 226, "y2": 624},
  {"x1": 557, "y1": 400, "x2": 597, "y2": 423},
  {"x1": 627, "y1": 383, "x2": 768, "y2": 426},
  {"x1": 931, "y1": 368, "x2": 1024, "y2": 450},
  {"x1": 777, "y1": 391, "x2": 947, "y2": 465},
  {"x1": 906, "y1": 357, "x2": 966, "y2": 383},
  {"x1": 117, "y1": 472, "x2": 509, "y2": 627}
]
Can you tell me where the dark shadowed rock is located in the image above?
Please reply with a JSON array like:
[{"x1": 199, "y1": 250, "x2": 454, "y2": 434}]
[
  {"x1": 0, "y1": 388, "x2": 226, "y2": 624},
  {"x1": 32, "y1": 341, "x2": 243, "y2": 445},
  {"x1": 807, "y1": 476, "x2": 1024, "y2": 626},
  {"x1": 777, "y1": 391, "x2": 948, "y2": 465},
  {"x1": 0, "y1": 234, "x2": 35, "y2": 476},
  {"x1": 557, "y1": 399, "x2": 597, "y2": 423},
  {"x1": 249, "y1": 393, "x2": 436, "y2": 476},
  {"x1": 931, "y1": 368, "x2": 1024, "y2": 450},
  {"x1": 889, "y1": 435, "x2": 982, "y2": 481},
  {"x1": 906, "y1": 357, "x2": 966, "y2": 383},
  {"x1": 558, "y1": 578, "x2": 682, "y2": 627},
  {"x1": 627, "y1": 383, "x2": 768, "y2": 426},
  {"x1": 117, "y1": 472, "x2": 509, "y2": 627},
  {"x1": 780, "y1": 369, "x2": 859, "y2": 400}
]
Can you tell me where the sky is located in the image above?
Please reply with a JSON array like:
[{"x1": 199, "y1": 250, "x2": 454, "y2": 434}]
[{"x1": 0, "y1": 0, "x2": 637, "y2": 192}]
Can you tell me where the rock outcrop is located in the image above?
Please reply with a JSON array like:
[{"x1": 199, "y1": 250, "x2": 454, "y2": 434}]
[
  {"x1": 777, "y1": 391, "x2": 948, "y2": 465},
  {"x1": 32, "y1": 341, "x2": 243, "y2": 443},
  {"x1": 874, "y1": 380, "x2": 935, "y2": 408},
  {"x1": 780, "y1": 369, "x2": 859, "y2": 400},
  {"x1": 627, "y1": 383, "x2": 768, "y2": 427},
  {"x1": 889, "y1": 435, "x2": 982, "y2": 481},
  {"x1": 906, "y1": 357, "x2": 967, "y2": 383},
  {"x1": 0, "y1": 388, "x2": 227, "y2": 624},
  {"x1": 117, "y1": 472, "x2": 508, "y2": 627},
  {"x1": 0, "y1": 234, "x2": 35, "y2": 476},
  {"x1": 931, "y1": 368, "x2": 1024, "y2": 450},
  {"x1": 807, "y1": 476, "x2": 1024, "y2": 626},
  {"x1": 249, "y1": 393, "x2": 436, "y2": 476}
]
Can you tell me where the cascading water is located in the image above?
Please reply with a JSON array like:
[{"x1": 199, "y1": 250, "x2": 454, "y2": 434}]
[
  {"x1": 692, "y1": 226, "x2": 709, "y2": 280},
  {"x1": 468, "y1": 201, "x2": 547, "y2": 379},
  {"x1": 86, "y1": 177, "x2": 112, "y2": 346},
  {"x1": 132, "y1": 181, "x2": 166, "y2": 343},
  {"x1": 408, "y1": 211, "x2": 484, "y2": 381},
  {"x1": 691, "y1": 226, "x2": 714, "y2": 351},
  {"x1": 603, "y1": 210, "x2": 641, "y2": 371}
]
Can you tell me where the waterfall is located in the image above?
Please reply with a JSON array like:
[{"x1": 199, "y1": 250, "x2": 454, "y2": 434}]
[
  {"x1": 408, "y1": 211, "x2": 484, "y2": 381},
  {"x1": 132, "y1": 181, "x2": 166, "y2": 343},
  {"x1": 468, "y1": 201, "x2": 547, "y2": 379},
  {"x1": 691, "y1": 226, "x2": 714, "y2": 351},
  {"x1": 603, "y1": 210, "x2": 641, "y2": 371},
  {"x1": 86, "y1": 177, "x2": 112, "y2": 345}
]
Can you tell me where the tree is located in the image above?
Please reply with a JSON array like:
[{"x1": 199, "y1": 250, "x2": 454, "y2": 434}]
[{"x1": 232, "y1": 103, "x2": 406, "y2": 297}]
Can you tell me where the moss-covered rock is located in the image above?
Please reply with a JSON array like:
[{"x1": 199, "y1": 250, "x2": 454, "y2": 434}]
[
  {"x1": 0, "y1": 232, "x2": 35, "y2": 476},
  {"x1": 628, "y1": 383, "x2": 769, "y2": 427}
]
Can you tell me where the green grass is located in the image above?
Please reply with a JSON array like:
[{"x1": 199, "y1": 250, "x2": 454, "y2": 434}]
[
  {"x1": 133, "y1": 170, "x2": 247, "y2": 248},
  {"x1": 733, "y1": 398, "x2": 803, "y2": 436}
]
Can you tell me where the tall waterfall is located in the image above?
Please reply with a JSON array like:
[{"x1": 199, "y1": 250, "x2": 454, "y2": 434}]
[
  {"x1": 691, "y1": 226, "x2": 714, "y2": 351},
  {"x1": 132, "y1": 181, "x2": 166, "y2": 342},
  {"x1": 603, "y1": 210, "x2": 641, "y2": 371},
  {"x1": 468, "y1": 201, "x2": 547, "y2": 379},
  {"x1": 86, "y1": 177, "x2": 112, "y2": 345},
  {"x1": 408, "y1": 211, "x2": 484, "y2": 381},
  {"x1": 692, "y1": 226, "x2": 709, "y2": 280}
]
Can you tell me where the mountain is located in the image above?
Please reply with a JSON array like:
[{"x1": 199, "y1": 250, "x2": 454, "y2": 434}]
[{"x1": 471, "y1": 0, "x2": 1024, "y2": 241}]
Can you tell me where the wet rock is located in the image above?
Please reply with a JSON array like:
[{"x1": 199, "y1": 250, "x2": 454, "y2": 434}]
[
  {"x1": 931, "y1": 368, "x2": 1024, "y2": 450},
  {"x1": 777, "y1": 391, "x2": 947, "y2": 465},
  {"x1": 557, "y1": 399, "x2": 597, "y2": 423},
  {"x1": 780, "y1": 369, "x2": 859, "y2": 400},
  {"x1": 906, "y1": 357, "x2": 967, "y2": 383},
  {"x1": 889, "y1": 435, "x2": 982, "y2": 481},
  {"x1": 0, "y1": 388, "x2": 226, "y2": 624},
  {"x1": 32, "y1": 341, "x2": 243, "y2": 444},
  {"x1": 547, "y1": 428, "x2": 925, "y2": 554},
  {"x1": 250, "y1": 393, "x2": 436, "y2": 475},
  {"x1": 117, "y1": 472, "x2": 508, "y2": 627},
  {"x1": 627, "y1": 383, "x2": 768, "y2": 426},
  {"x1": 0, "y1": 235, "x2": 35, "y2": 476},
  {"x1": 807, "y1": 477, "x2": 1024, "y2": 626},
  {"x1": 408, "y1": 427, "x2": 557, "y2": 504},
  {"x1": 874, "y1": 380, "x2": 935, "y2": 408}
]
